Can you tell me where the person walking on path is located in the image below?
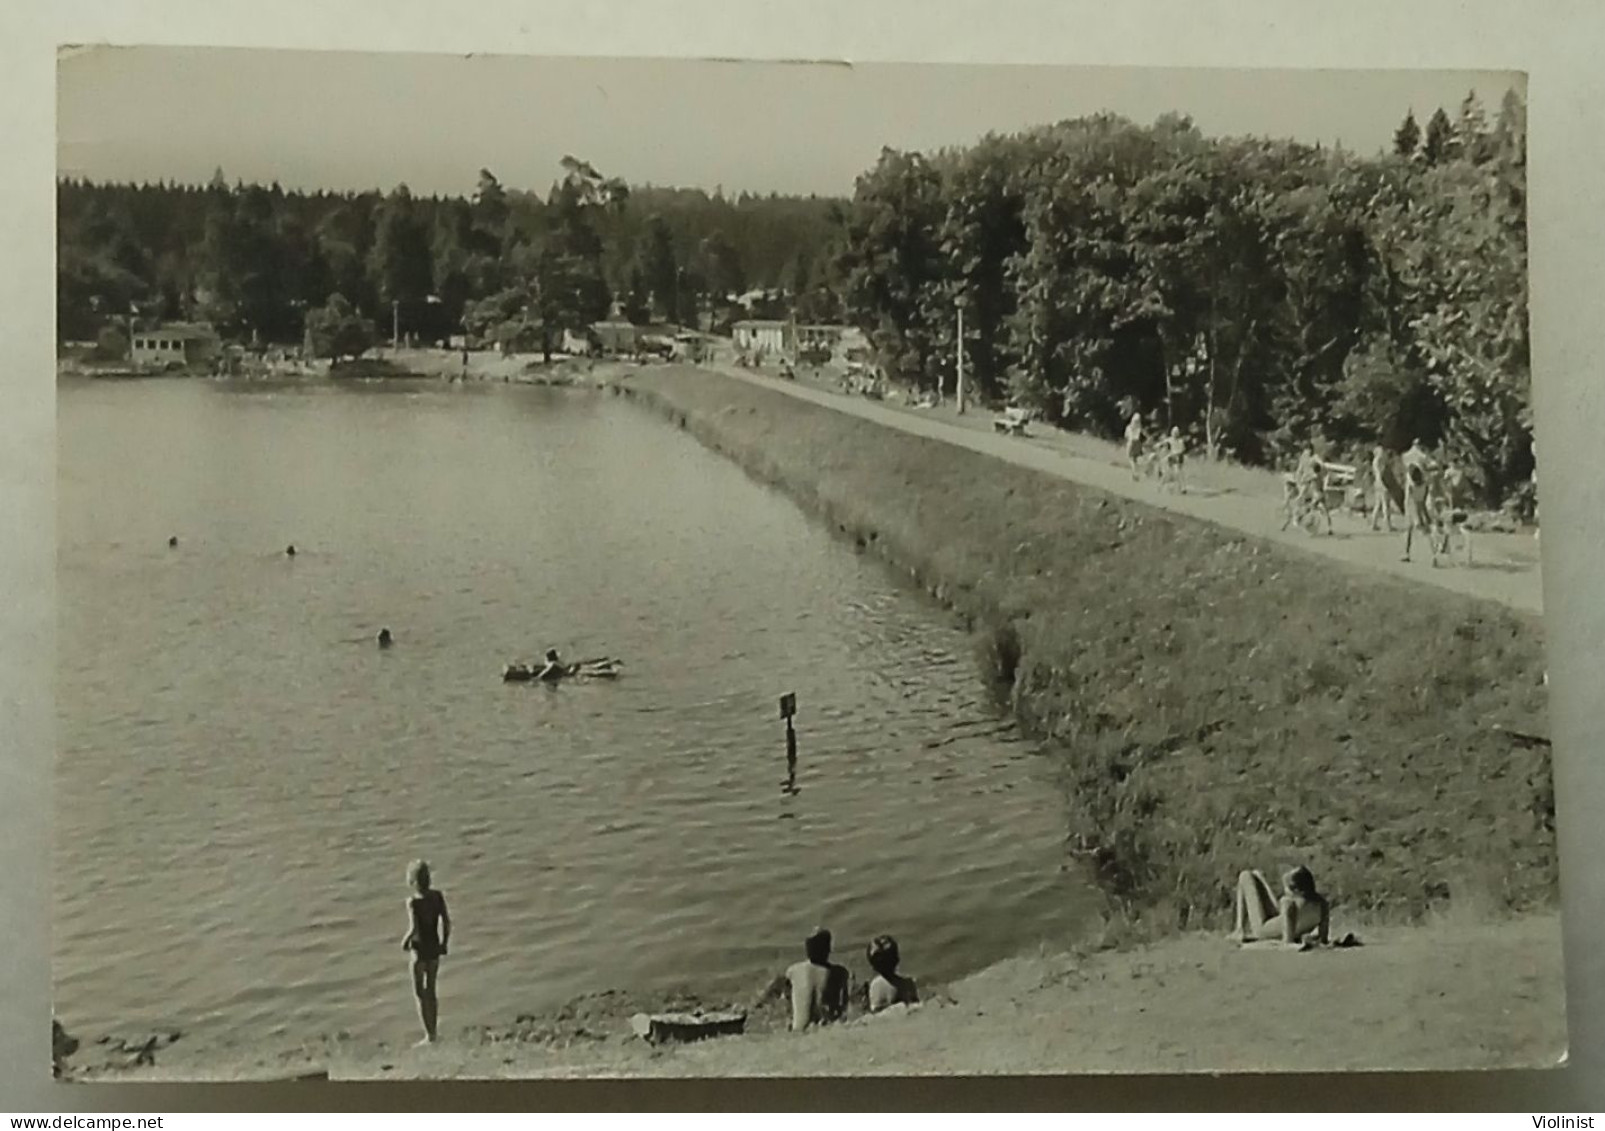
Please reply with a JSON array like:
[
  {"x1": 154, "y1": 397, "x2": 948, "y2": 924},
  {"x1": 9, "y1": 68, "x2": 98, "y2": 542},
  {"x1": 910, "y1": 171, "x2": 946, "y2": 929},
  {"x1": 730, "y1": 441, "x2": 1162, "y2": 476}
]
[
  {"x1": 1292, "y1": 441, "x2": 1334, "y2": 535},
  {"x1": 1160, "y1": 427, "x2": 1188, "y2": 494},
  {"x1": 1369, "y1": 444, "x2": 1398, "y2": 532},
  {"x1": 1123, "y1": 412, "x2": 1146, "y2": 481},
  {"x1": 401, "y1": 859, "x2": 451, "y2": 1045},
  {"x1": 1401, "y1": 439, "x2": 1439, "y2": 563}
]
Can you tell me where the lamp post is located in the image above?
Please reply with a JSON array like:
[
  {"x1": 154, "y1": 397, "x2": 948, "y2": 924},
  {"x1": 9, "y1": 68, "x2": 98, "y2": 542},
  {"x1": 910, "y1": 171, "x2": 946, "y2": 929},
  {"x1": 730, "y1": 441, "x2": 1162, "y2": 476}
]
[{"x1": 955, "y1": 295, "x2": 967, "y2": 415}]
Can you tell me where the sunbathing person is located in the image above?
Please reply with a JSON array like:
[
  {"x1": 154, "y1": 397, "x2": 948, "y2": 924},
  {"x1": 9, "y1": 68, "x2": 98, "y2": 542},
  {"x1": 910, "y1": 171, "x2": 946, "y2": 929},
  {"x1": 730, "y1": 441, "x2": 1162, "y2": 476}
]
[
  {"x1": 865, "y1": 934, "x2": 919, "y2": 1013},
  {"x1": 756, "y1": 927, "x2": 850, "y2": 1030},
  {"x1": 1233, "y1": 865, "x2": 1330, "y2": 947}
]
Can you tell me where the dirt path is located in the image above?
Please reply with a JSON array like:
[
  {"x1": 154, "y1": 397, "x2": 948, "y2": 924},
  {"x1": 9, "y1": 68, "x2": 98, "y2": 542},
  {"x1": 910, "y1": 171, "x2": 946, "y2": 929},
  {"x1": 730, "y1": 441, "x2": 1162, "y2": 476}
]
[{"x1": 693, "y1": 364, "x2": 1544, "y2": 616}]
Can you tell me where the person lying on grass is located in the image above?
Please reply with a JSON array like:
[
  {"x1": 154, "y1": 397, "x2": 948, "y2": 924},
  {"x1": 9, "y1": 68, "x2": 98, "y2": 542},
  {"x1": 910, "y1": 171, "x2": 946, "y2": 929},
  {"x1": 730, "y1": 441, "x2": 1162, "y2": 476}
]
[{"x1": 1233, "y1": 865, "x2": 1330, "y2": 948}]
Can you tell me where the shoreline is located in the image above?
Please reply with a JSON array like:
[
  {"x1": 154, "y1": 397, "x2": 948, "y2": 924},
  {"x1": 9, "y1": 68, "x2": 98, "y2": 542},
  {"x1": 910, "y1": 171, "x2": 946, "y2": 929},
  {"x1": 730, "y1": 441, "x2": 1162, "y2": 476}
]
[
  {"x1": 53, "y1": 359, "x2": 1565, "y2": 1080},
  {"x1": 610, "y1": 365, "x2": 1556, "y2": 928},
  {"x1": 62, "y1": 912, "x2": 1566, "y2": 1080}
]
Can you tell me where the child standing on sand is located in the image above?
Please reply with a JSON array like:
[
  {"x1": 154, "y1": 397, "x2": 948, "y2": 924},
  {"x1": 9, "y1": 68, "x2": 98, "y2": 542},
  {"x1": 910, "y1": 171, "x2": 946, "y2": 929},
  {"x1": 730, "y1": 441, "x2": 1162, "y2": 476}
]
[{"x1": 401, "y1": 859, "x2": 451, "y2": 1045}]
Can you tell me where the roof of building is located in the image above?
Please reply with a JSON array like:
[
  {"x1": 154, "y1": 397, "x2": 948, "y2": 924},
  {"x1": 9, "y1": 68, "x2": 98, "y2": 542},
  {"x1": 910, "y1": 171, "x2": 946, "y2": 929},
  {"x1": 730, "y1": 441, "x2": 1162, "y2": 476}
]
[
  {"x1": 733, "y1": 319, "x2": 788, "y2": 329},
  {"x1": 136, "y1": 324, "x2": 219, "y2": 342}
]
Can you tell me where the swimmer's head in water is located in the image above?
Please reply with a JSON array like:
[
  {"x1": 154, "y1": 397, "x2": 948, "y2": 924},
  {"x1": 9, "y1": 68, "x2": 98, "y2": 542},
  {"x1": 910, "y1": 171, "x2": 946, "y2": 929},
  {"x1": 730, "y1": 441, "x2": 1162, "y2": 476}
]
[
  {"x1": 866, "y1": 935, "x2": 900, "y2": 977},
  {"x1": 1283, "y1": 865, "x2": 1316, "y2": 898},
  {"x1": 804, "y1": 927, "x2": 832, "y2": 964},
  {"x1": 545, "y1": 648, "x2": 560, "y2": 662},
  {"x1": 286, "y1": 544, "x2": 297, "y2": 556},
  {"x1": 408, "y1": 859, "x2": 432, "y2": 892}
]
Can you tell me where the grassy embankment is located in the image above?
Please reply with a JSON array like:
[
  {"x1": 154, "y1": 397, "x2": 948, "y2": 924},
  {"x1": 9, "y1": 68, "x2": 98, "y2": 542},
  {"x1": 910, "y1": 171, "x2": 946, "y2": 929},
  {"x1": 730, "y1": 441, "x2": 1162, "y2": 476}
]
[{"x1": 615, "y1": 366, "x2": 1555, "y2": 934}]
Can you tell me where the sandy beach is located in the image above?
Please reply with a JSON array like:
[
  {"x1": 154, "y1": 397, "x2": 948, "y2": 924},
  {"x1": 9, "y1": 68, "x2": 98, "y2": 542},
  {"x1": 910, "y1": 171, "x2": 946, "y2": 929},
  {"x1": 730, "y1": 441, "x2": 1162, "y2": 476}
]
[{"x1": 65, "y1": 911, "x2": 1563, "y2": 1081}]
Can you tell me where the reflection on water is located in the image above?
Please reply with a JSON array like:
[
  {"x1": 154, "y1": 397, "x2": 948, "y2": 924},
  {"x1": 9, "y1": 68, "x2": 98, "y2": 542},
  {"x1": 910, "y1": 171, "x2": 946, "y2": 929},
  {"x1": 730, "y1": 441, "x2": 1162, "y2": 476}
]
[{"x1": 55, "y1": 377, "x2": 1097, "y2": 1045}]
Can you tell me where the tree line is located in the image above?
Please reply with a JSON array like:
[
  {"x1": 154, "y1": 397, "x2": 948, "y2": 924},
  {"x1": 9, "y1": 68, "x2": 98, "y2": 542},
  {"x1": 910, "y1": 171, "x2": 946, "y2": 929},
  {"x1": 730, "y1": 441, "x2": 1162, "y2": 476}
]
[
  {"x1": 57, "y1": 160, "x2": 841, "y2": 359},
  {"x1": 832, "y1": 92, "x2": 1531, "y2": 506},
  {"x1": 58, "y1": 89, "x2": 1530, "y2": 504}
]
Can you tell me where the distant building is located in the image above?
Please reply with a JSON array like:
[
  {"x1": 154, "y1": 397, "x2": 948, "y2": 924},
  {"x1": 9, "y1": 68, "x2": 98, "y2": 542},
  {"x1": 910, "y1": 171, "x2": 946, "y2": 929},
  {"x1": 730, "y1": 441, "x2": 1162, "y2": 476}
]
[
  {"x1": 591, "y1": 321, "x2": 639, "y2": 355},
  {"x1": 732, "y1": 320, "x2": 789, "y2": 356},
  {"x1": 796, "y1": 324, "x2": 864, "y2": 360},
  {"x1": 561, "y1": 322, "x2": 640, "y2": 356},
  {"x1": 130, "y1": 324, "x2": 220, "y2": 370}
]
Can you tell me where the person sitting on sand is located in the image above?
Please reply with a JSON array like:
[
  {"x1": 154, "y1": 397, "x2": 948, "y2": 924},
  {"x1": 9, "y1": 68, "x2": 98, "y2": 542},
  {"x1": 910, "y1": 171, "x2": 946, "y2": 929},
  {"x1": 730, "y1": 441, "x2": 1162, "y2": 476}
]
[
  {"x1": 1233, "y1": 865, "x2": 1329, "y2": 947},
  {"x1": 758, "y1": 927, "x2": 850, "y2": 1031},
  {"x1": 536, "y1": 648, "x2": 565, "y2": 682},
  {"x1": 865, "y1": 934, "x2": 919, "y2": 1013},
  {"x1": 401, "y1": 859, "x2": 451, "y2": 1044}
]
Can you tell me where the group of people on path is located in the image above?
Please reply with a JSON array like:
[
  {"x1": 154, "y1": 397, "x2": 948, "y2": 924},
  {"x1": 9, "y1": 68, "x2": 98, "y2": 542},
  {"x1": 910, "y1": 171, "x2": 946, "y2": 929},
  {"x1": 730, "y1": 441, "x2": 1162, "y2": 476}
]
[
  {"x1": 1116, "y1": 408, "x2": 1505, "y2": 570},
  {"x1": 1284, "y1": 437, "x2": 1474, "y2": 565},
  {"x1": 1124, "y1": 413, "x2": 1189, "y2": 494}
]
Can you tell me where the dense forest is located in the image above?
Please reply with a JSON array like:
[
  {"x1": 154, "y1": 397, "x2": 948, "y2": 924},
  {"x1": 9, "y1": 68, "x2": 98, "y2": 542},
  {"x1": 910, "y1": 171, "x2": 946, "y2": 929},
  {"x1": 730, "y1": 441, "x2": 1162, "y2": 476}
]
[
  {"x1": 836, "y1": 91, "x2": 1531, "y2": 505},
  {"x1": 57, "y1": 89, "x2": 1531, "y2": 503},
  {"x1": 57, "y1": 157, "x2": 842, "y2": 354}
]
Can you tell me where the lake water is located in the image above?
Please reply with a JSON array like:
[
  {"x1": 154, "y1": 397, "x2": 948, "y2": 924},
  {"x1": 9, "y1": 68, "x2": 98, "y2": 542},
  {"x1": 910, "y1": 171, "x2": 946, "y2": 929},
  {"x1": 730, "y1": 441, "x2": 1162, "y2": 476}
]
[{"x1": 55, "y1": 376, "x2": 1097, "y2": 1048}]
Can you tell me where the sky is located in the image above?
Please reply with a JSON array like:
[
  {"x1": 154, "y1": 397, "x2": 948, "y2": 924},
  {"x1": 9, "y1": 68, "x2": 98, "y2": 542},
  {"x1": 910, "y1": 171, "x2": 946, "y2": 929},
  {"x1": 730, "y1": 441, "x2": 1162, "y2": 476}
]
[{"x1": 57, "y1": 47, "x2": 1519, "y2": 199}]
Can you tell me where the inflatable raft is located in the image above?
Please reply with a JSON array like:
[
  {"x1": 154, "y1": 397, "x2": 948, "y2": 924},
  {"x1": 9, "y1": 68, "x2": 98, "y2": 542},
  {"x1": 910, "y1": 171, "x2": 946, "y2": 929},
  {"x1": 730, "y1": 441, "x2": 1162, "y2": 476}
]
[{"x1": 502, "y1": 658, "x2": 623, "y2": 683}]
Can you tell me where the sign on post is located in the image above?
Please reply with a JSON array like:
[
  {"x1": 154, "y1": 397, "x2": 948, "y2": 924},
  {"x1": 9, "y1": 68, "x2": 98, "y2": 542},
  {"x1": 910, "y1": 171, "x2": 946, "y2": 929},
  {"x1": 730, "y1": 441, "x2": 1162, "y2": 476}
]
[{"x1": 779, "y1": 692, "x2": 797, "y2": 720}]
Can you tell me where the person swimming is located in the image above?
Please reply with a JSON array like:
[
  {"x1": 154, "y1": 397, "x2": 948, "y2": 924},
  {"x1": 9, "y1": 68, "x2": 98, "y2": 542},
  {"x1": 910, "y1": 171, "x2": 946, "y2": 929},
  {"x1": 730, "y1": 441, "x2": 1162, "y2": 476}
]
[
  {"x1": 377, "y1": 628, "x2": 393, "y2": 648},
  {"x1": 535, "y1": 648, "x2": 565, "y2": 682},
  {"x1": 285, "y1": 544, "x2": 297, "y2": 557},
  {"x1": 865, "y1": 934, "x2": 919, "y2": 1013},
  {"x1": 1233, "y1": 864, "x2": 1330, "y2": 947},
  {"x1": 168, "y1": 535, "x2": 179, "y2": 548}
]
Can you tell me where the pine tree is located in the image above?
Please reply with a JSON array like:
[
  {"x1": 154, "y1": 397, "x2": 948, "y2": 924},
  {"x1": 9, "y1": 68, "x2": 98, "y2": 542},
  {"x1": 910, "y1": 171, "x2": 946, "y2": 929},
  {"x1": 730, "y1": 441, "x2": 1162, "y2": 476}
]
[
  {"x1": 1392, "y1": 110, "x2": 1421, "y2": 158},
  {"x1": 1456, "y1": 90, "x2": 1492, "y2": 164},
  {"x1": 1422, "y1": 107, "x2": 1454, "y2": 166}
]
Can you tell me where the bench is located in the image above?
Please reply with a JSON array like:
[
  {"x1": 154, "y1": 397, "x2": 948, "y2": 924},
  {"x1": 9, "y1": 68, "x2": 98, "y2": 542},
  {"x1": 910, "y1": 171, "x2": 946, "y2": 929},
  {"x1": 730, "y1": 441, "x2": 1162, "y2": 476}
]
[{"x1": 994, "y1": 407, "x2": 1031, "y2": 435}]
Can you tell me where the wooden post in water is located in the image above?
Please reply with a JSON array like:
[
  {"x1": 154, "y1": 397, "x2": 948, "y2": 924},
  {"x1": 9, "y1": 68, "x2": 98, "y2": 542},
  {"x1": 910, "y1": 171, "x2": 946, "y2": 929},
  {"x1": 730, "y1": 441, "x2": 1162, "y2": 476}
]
[{"x1": 780, "y1": 691, "x2": 798, "y2": 764}]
